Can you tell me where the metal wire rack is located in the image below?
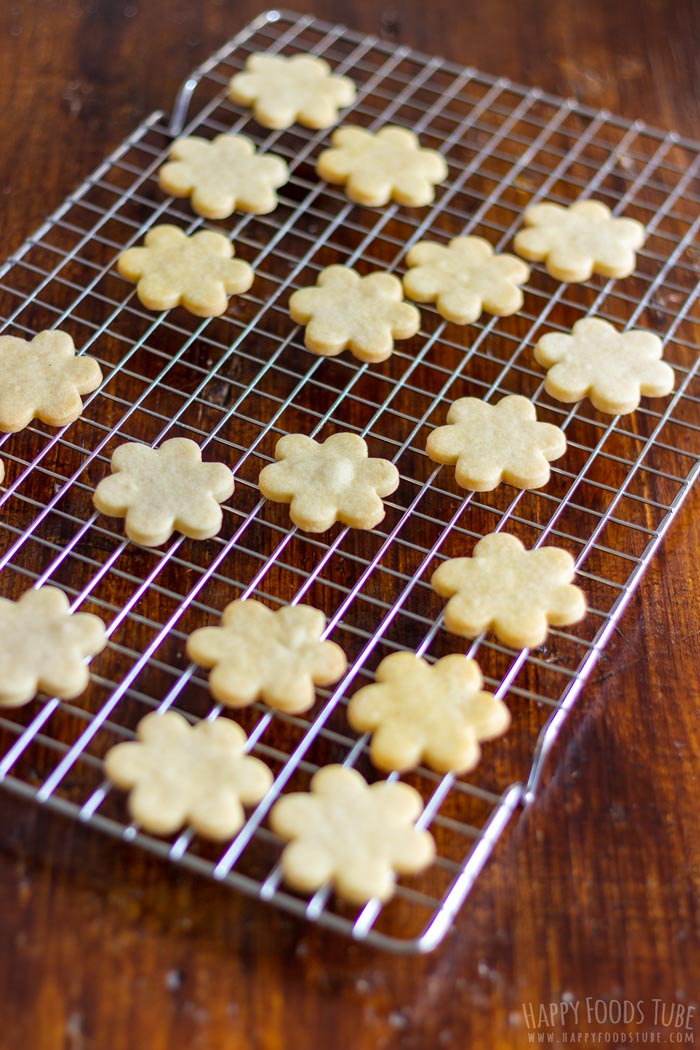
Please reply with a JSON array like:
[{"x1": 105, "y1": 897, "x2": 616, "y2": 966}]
[{"x1": 0, "y1": 9, "x2": 699, "y2": 954}]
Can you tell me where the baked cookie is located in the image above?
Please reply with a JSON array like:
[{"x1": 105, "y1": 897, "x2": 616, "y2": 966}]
[
  {"x1": 347, "y1": 652, "x2": 510, "y2": 775},
  {"x1": 431, "y1": 532, "x2": 587, "y2": 649},
  {"x1": 117, "y1": 225, "x2": 254, "y2": 316},
  {"x1": 186, "y1": 599, "x2": 347, "y2": 714},
  {"x1": 93, "y1": 437, "x2": 234, "y2": 547},
  {"x1": 269, "y1": 765, "x2": 435, "y2": 904},
  {"x1": 228, "y1": 53, "x2": 356, "y2": 130},
  {"x1": 104, "y1": 711, "x2": 273, "y2": 840},
  {"x1": 403, "y1": 237, "x2": 530, "y2": 324},
  {"x1": 426, "y1": 394, "x2": 566, "y2": 491},
  {"x1": 0, "y1": 330, "x2": 102, "y2": 432},
  {"x1": 158, "y1": 134, "x2": 289, "y2": 218},
  {"x1": 289, "y1": 265, "x2": 420, "y2": 363},
  {"x1": 317, "y1": 126, "x2": 448, "y2": 207},
  {"x1": 514, "y1": 200, "x2": 646, "y2": 282},
  {"x1": 534, "y1": 317, "x2": 674, "y2": 415},
  {"x1": 259, "y1": 432, "x2": 399, "y2": 532},
  {"x1": 0, "y1": 586, "x2": 107, "y2": 708}
]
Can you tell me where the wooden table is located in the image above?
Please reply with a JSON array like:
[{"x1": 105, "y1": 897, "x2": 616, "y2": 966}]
[{"x1": 1, "y1": 2, "x2": 699, "y2": 1046}]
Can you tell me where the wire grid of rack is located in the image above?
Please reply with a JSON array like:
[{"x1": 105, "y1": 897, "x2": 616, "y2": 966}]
[{"x1": 0, "y1": 9, "x2": 699, "y2": 954}]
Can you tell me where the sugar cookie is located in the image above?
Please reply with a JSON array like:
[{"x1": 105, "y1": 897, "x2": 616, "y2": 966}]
[
  {"x1": 93, "y1": 437, "x2": 234, "y2": 546},
  {"x1": 289, "y1": 265, "x2": 420, "y2": 363},
  {"x1": 514, "y1": 200, "x2": 646, "y2": 282},
  {"x1": 158, "y1": 134, "x2": 289, "y2": 218},
  {"x1": 0, "y1": 586, "x2": 106, "y2": 708},
  {"x1": 186, "y1": 599, "x2": 347, "y2": 714},
  {"x1": 117, "y1": 225, "x2": 254, "y2": 316},
  {"x1": 104, "y1": 711, "x2": 273, "y2": 840},
  {"x1": 431, "y1": 532, "x2": 587, "y2": 649},
  {"x1": 0, "y1": 330, "x2": 102, "y2": 433},
  {"x1": 348, "y1": 652, "x2": 510, "y2": 774},
  {"x1": 269, "y1": 765, "x2": 435, "y2": 904},
  {"x1": 228, "y1": 53, "x2": 356, "y2": 130},
  {"x1": 259, "y1": 432, "x2": 399, "y2": 532},
  {"x1": 534, "y1": 317, "x2": 674, "y2": 415},
  {"x1": 403, "y1": 237, "x2": 530, "y2": 324},
  {"x1": 426, "y1": 394, "x2": 566, "y2": 491},
  {"x1": 317, "y1": 126, "x2": 448, "y2": 207}
]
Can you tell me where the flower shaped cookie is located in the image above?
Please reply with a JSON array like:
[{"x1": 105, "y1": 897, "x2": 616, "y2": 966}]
[
  {"x1": 534, "y1": 317, "x2": 674, "y2": 415},
  {"x1": 259, "y1": 432, "x2": 399, "y2": 532},
  {"x1": 431, "y1": 532, "x2": 587, "y2": 649},
  {"x1": 117, "y1": 225, "x2": 254, "y2": 317},
  {"x1": 289, "y1": 265, "x2": 421, "y2": 363},
  {"x1": 186, "y1": 599, "x2": 347, "y2": 714},
  {"x1": 104, "y1": 711, "x2": 273, "y2": 840},
  {"x1": 0, "y1": 330, "x2": 102, "y2": 433},
  {"x1": 514, "y1": 199, "x2": 646, "y2": 282},
  {"x1": 317, "y1": 126, "x2": 448, "y2": 207},
  {"x1": 158, "y1": 134, "x2": 289, "y2": 218},
  {"x1": 0, "y1": 586, "x2": 107, "y2": 708},
  {"x1": 269, "y1": 765, "x2": 435, "y2": 904},
  {"x1": 93, "y1": 437, "x2": 234, "y2": 547},
  {"x1": 229, "y1": 53, "x2": 356, "y2": 130},
  {"x1": 426, "y1": 394, "x2": 567, "y2": 491},
  {"x1": 402, "y1": 236, "x2": 530, "y2": 324},
  {"x1": 347, "y1": 653, "x2": 510, "y2": 775}
]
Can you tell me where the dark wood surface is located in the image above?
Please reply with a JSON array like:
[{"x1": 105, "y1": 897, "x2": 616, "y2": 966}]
[{"x1": 1, "y1": 2, "x2": 700, "y2": 1047}]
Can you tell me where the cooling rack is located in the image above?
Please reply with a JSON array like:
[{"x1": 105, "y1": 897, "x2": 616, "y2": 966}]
[{"x1": 0, "y1": 9, "x2": 699, "y2": 954}]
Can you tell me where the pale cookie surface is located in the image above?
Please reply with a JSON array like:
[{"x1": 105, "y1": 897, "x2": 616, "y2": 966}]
[
  {"x1": 403, "y1": 237, "x2": 530, "y2": 324},
  {"x1": 259, "y1": 432, "x2": 399, "y2": 532},
  {"x1": 534, "y1": 317, "x2": 675, "y2": 415},
  {"x1": 0, "y1": 330, "x2": 102, "y2": 433},
  {"x1": 348, "y1": 652, "x2": 510, "y2": 775},
  {"x1": 269, "y1": 764, "x2": 435, "y2": 904},
  {"x1": 93, "y1": 437, "x2": 234, "y2": 547},
  {"x1": 158, "y1": 134, "x2": 289, "y2": 218},
  {"x1": 431, "y1": 532, "x2": 587, "y2": 650},
  {"x1": 104, "y1": 711, "x2": 273, "y2": 840},
  {"x1": 426, "y1": 394, "x2": 567, "y2": 491},
  {"x1": 289, "y1": 265, "x2": 421, "y2": 362},
  {"x1": 117, "y1": 224, "x2": 254, "y2": 316},
  {"x1": 317, "y1": 126, "x2": 448, "y2": 207},
  {"x1": 228, "y1": 53, "x2": 356, "y2": 130},
  {"x1": 186, "y1": 599, "x2": 347, "y2": 714},
  {"x1": 514, "y1": 199, "x2": 646, "y2": 282},
  {"x1": 0, "y1": 586, "x2": 107, "y2": 708}
]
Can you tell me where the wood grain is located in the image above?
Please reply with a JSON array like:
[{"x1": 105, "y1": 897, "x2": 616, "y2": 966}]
[{"x1": 1, "y1": 2, "x2": 700, "y2": 1047}]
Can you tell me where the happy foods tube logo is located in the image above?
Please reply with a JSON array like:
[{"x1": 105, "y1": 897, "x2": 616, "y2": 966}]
[{"x1": 521, "y1": 998, "x2": 697, "y2": 1043}]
